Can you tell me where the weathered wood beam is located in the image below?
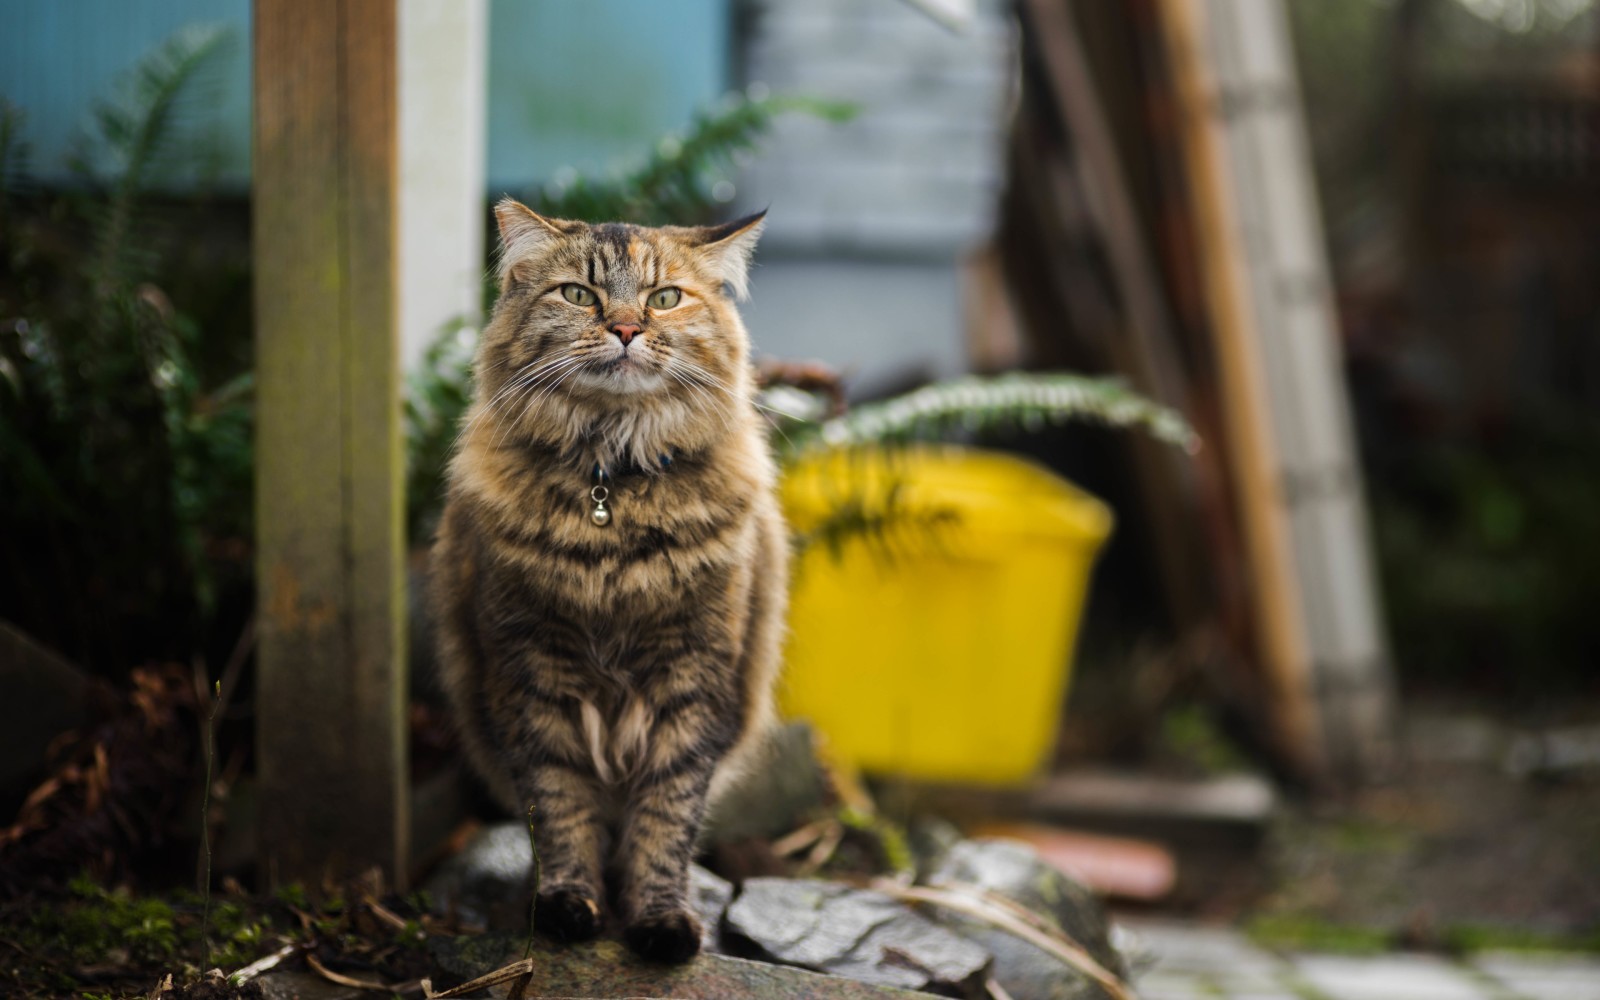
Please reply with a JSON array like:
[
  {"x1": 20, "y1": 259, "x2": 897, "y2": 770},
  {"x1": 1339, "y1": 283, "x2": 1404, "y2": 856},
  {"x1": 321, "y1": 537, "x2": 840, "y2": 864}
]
[
  {"x1": 254, "y1": 0, "x2": 407, "y2": 886},
  {"x1": 1151, "y1": 0, "x2": 1326, "y2": 779}
]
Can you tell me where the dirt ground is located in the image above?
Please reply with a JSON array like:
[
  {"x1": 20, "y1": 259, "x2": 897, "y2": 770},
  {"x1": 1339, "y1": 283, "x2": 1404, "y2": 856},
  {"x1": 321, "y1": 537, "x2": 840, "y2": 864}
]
[{"x1": 1246, "y1": 702, "x2": 1600, "y2": 950}]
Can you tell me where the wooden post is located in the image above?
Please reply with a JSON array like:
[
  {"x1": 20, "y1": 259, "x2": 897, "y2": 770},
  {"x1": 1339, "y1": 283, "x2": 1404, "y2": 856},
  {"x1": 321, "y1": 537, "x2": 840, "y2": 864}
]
[
  {"x1": 1151, "y1": 0, "x2": 1326, "y2": 778},
  {"x1": 1177, "y1": 0, "x2": 1398, "y2": 780},
  {"x1": 254, "y1": 0, "x2": 408, "y2": 887}
]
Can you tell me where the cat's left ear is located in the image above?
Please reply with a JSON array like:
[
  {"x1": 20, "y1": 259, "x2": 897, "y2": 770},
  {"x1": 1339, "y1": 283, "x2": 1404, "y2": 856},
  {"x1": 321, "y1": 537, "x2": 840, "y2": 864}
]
[
  {"x1": 494, "y1": 197, "x2": 572, "y2": 286},
  {"x1": 693, "y1": 210, "x2": 766, "y2": 301}
]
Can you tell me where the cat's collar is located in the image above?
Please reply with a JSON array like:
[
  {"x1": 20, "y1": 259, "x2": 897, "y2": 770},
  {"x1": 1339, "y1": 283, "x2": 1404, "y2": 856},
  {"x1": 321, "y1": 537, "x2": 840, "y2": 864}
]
[
  {"x1": 590, "y1": 449, "x2": 678, "y2": 483},
  {"x1": 587, "y1": 449, "x2": 679, "y2": 528}
]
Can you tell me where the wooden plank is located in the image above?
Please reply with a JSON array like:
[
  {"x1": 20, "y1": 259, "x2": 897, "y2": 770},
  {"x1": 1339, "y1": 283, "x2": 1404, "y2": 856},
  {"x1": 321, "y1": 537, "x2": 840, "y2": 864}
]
[
  {"x1": 254, "y1": 0, "x2": 407, "y2": 887},
  {"x1": 1150, "y1": 0, "x2": 1325, "y2": 779},
  {"x1": 1199, "y1": 0, "x2": 1397, "y2": 779}
]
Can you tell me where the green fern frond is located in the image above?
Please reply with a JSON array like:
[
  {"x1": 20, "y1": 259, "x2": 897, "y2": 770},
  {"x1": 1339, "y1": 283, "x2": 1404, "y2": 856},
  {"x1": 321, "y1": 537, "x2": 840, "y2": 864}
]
[
  {"x1": 81, "y1": 23, "x2": 230, "y2": 302},
  {"x1": 780, "y1": 373, "x2": 1199, "y2": 461},
  {"x1": 405, "y1": 318, "x2": 478, "y2": 543},
  {"x1": 791, "y1": 480, "x2": 960, "y2": 567},
  {"x1": 533, "y1": 91, "x2": 857, "y2": 224}
]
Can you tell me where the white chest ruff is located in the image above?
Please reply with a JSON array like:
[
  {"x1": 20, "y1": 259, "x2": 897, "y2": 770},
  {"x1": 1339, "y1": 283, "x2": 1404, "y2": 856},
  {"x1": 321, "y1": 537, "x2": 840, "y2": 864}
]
[{"x1": 579, "y1": 698, "x2": 652, "y2": 784}]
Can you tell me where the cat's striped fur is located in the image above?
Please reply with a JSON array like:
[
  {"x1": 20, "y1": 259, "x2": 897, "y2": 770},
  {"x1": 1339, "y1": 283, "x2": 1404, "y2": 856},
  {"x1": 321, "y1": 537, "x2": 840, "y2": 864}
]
[{"x1": 430, "y1": 201, "x2": 787, "y2": 963}]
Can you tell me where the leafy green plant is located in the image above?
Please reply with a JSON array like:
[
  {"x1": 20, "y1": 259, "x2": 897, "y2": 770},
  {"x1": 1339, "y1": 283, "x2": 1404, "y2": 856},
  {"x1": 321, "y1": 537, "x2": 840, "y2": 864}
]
[
  {"x1": 528, "y1": 91, "x2": 856, "y2": 225},
  {"x1": 777, "y1": 372, "x2": 1198, "y2": 461},
  {"x1": 406, "y1": 318, "x2": 478, "y2": 542},
  {"x1": 776, "y1": 373, "x2": 1195, "y2": 561},
  {"x1": 1370, "y1": 413, "x2": 1600, "y2": 698},
  {"x1": 0, "y1": 25, "x2": 249, "y2": 672}
]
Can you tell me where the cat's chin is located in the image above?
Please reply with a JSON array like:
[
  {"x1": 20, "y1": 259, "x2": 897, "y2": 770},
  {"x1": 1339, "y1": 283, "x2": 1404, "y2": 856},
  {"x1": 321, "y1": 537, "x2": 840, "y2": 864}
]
[{"x1": 575, "y1": 360, "x2": 668, "y2": 396}]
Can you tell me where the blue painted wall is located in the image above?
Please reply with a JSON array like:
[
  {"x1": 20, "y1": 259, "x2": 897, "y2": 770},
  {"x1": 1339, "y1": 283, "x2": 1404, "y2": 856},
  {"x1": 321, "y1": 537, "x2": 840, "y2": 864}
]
[
  {"x1": 0, "y1": 0, "x2": 253, "y2": 187},
  {"x1": 0, "y1": 0, "x2": 729, "y2": 191},
  {"x1": 486, "y1": 0, "x2": 730, "y2": 192}
]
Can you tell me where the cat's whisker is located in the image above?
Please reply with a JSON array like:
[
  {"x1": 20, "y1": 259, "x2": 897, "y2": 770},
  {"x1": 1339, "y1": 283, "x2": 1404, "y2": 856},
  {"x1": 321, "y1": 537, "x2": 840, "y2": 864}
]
[
  {"x1": 507, "y1": 354, "x2": 594, "y2": 441},
  {"x1": 494, "y1": 356, "x2": 586, "y2": 448},
  {"x1": 481, "y1": 355, "x2": 580, "y2": 449},
  {"x1": 665, "y1": 357, "x2": 732, "y2": 395},
  {"x1": 468, "y1": 354, "x2": 568, "y2": 430},
  {"x1": 671, "y1": 360, "x2": 743, "y2": 402},
  {"x1": 475, "y1": 361, "x2": 561, "y2": 443},
  {"x1": 663, "y1": 362, "x2": 719, "y2": 414}
]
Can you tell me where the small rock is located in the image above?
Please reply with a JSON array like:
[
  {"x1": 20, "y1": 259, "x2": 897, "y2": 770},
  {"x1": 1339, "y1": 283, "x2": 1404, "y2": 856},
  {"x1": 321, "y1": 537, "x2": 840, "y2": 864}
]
[
  {"x1": 703, "y1": 722, "x2": 833, "y2": 843},
  {"x1": 255, "y1": 971, "x2": 362, "y2": 1000},
  {"x1": 925, "y1": 838, "x2": 1125, "y2": 1000},
  {"x1": 690, "y1": 864, "x2": 735, "y2": 951},
  {"x1": 724, "y1": 877, "x2": 991, "y2": 997},
  {"x1": 908, "y1": 817, "x2": 965, "y2": 875},
  {"x1": 421, "y1": 821, "x2": 535, "y2": 930}
]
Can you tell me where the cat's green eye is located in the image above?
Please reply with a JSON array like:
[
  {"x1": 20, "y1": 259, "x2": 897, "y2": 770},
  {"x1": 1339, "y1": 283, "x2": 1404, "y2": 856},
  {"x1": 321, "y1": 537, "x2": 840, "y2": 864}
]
[
  {"x1": 648, "y1": 287, "x2": 682, "y2": 310},
  {"x1": 561, "y1": 284, "x2": 597, "y2": 307}
]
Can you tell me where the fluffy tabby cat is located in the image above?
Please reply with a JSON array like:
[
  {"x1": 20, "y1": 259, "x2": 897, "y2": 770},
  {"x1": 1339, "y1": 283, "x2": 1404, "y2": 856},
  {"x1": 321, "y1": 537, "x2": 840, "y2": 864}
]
[{"x1": 430, "y1": 199, "x2": 787, "y2": 963}]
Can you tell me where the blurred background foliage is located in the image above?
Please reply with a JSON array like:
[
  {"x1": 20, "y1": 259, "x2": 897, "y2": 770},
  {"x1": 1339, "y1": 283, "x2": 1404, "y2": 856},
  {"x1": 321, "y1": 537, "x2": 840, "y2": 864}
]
[
  {"x1": 0, "y1": 26, "x2": 252, "y2": 677},
  {"x1": 1288, "y1": 0, "x2": 1600, "y2": 702},
  {"x1": 7, "y1": 31, "x2": 1192, "y2": 681},
  {"x1": 3, "y1": 0, "x2": 1596, "y2": 709}
]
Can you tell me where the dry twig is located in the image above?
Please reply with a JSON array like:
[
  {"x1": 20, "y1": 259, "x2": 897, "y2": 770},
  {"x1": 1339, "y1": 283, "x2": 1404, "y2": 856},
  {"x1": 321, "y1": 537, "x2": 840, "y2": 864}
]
[
  {"x1": 872, "y1": 879, "x2": 1137, "y2": 1000},
  {"x1": 306, "y1": 952, "x2": 420, "y2": 995},
  {"x1": 229, "y1": 943, "x2": 297, "y2": 983}
]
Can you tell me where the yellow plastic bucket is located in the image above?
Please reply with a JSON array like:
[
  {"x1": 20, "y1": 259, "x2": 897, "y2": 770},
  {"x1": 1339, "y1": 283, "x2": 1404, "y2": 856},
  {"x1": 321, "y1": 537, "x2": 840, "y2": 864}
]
[{"x1": 779, "y1": 445, "x2": 1114, "y2": 786}]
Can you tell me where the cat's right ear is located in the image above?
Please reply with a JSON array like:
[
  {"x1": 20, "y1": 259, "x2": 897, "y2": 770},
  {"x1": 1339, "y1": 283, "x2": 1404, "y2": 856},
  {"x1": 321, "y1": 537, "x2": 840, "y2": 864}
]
[{"x1": 494, "y1": 197, "x2": 566, "y2": 286}]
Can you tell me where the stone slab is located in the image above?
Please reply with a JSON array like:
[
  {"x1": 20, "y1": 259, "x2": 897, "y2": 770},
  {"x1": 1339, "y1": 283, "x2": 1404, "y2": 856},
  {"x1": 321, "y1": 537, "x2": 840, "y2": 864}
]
[{"x1": 1293, "y1": 953, "x2": 1488, "y2": 1000}]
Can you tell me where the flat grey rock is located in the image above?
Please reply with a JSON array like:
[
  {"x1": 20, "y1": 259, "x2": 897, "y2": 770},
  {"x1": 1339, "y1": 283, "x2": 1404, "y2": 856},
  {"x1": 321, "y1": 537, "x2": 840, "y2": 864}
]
[
  {"x1": 724, "y1": 877, "x2": 991, "y2": 997},
  {"x1": 703, "y1": 722, "x2": 832, "y2": 843},
  {"x1": 925, "y1": 838, "x2": 1124, "y2": 1000},
  {"x1": 255, "y1": 971, "x2": 362, "y2": 1000},
  {"x1": 689, "y1": 862, "x2": 735, "y2": 951},
  {"x1": 422, "y1": 821, "x2": 535, "y2": 930}
]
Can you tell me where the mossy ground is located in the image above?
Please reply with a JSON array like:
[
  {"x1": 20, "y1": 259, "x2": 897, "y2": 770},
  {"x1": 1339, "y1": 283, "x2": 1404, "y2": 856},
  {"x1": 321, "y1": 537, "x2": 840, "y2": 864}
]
[
  {"x1": 0, "y1": 876, "x2": 437, "y2": 999},
  {"x1": 1246, "y1": 739, "x2": 1600, "y2": 959}
]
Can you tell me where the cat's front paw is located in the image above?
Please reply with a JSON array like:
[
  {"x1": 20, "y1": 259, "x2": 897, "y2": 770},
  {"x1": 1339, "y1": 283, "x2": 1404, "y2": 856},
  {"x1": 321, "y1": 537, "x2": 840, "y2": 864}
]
[
  {"x1": 533, "y1": 885, "x2": 603, "y2": 943},
  {"x1": 624, "y1": 908, "x2": 702, "y2": 964}
]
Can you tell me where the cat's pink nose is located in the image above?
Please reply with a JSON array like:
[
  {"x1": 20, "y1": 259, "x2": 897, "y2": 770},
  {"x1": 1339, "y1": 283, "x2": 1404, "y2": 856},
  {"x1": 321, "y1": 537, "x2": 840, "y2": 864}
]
[{"x1": 611, "y1": 323, "x2": 641, "y2": 345}]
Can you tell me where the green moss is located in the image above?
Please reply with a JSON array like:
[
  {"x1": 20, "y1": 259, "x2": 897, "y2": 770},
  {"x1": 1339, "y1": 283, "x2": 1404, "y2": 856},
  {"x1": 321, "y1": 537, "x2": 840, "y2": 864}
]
[
  {"x1": 8, "y1": 874, "x2": 291, "y2": 995},
  {"x1": 1159, "y1": 704, "x2": 1251, "y2": 775},
  {"x1": 55, "y1": 879, "x2": 182, "y2": 964},
  {"x1": 1443, "y1": 923, "x2": 1600, "y2": 955},
  {"x1": 274, "y1": 882, "x2": 310, "y2": 910},
  {"x1": 838, "y1": 807, "x2": 916, "y2": 878},
  {"x1": 1326, "y1": 818, "x2": 1415, "y2": 856},
  {"x1": 1246, "y1": 914, "x2": 1394, "y2": 955}
]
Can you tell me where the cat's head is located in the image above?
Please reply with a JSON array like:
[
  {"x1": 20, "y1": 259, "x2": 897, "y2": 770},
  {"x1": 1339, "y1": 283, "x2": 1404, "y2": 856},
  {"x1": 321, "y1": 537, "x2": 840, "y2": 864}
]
[{"x1": 474, "y1": 199, "x2": 764, "y2": 462}]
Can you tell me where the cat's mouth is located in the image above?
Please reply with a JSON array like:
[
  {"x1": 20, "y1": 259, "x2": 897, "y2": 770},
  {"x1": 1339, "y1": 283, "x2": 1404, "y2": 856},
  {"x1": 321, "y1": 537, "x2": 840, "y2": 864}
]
[{"x1": 584, "y1": 352, "x2": 665, "y2": 392}]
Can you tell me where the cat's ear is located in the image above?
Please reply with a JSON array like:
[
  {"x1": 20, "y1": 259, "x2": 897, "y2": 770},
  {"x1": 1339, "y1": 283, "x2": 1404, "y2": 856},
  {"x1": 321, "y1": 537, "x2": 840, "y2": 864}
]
[
  {"x1": 493, "y1": 197, "x2": 569, "y2": 285},
  {"x1": 693, "y1": 210, "x2": 766, "y2": 301}
]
